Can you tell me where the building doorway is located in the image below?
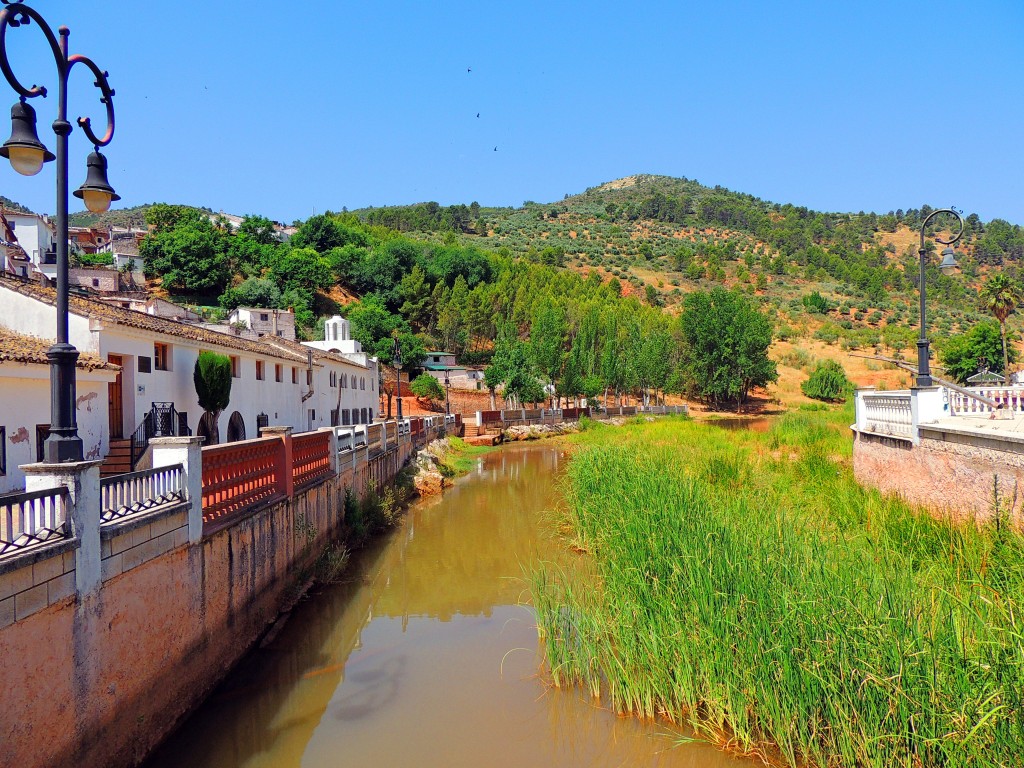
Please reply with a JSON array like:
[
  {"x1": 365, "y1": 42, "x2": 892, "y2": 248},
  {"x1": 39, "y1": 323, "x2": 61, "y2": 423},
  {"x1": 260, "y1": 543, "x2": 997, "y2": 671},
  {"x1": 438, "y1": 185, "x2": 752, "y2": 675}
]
[
  {"x1": 226, "y1": 411, "x2": 246, "y2": 443},
  {"x1": 108, "y1": 354, "x2": 123, "y2": 438}
]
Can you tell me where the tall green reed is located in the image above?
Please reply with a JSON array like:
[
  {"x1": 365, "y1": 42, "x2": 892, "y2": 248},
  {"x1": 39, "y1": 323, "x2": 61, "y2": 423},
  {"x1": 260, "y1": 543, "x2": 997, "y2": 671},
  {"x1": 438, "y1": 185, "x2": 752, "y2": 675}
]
[{"x1": 532, "y1": 410, "x2": 1024, "y2": 766}]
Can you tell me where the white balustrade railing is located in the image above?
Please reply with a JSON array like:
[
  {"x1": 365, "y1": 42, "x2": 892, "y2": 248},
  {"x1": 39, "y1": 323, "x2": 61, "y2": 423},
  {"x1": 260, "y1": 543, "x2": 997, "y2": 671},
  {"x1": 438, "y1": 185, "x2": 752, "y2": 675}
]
[
  {"x1": 0, "y1": 486, "x2": 70, "y2": 556},
  {"x1": 100, "y1": 464, "x2": 185, "y2": 524},
  {"x1": 950, "y1": 386, "x2": 1024, "y2": 416},
  {"x1": 860, "y1": 390, "x2": 913, "y2": 438}
]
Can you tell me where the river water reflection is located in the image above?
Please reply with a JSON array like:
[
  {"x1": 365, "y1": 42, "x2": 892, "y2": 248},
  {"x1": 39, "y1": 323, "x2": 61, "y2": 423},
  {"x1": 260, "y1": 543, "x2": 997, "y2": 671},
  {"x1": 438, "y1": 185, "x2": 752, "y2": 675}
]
[{"x1": 146, "y1": 444, "x2": 748, "y2": 768}]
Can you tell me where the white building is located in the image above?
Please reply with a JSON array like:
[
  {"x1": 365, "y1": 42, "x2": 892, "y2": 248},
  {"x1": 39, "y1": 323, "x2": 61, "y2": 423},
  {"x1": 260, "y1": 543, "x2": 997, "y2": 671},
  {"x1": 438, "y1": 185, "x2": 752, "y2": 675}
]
[
  {"x1": 0, "y1": 327, "x2": 119, "y2": 493},
  {"x1": 421, "y1": 349, "x2": 484, "y2": 389},
  {"x1": 228, "y1": 307, "x2": 296, "y2": 341},
  {"x1": 304, "y1": 316, "x2": 376, "y2": 366},
  {"x1": 0, "y1": 275, "x2": 379, "y2": 481},
  {"x1": 2, "y1": 210, "x2": 56, "y2": 281}
]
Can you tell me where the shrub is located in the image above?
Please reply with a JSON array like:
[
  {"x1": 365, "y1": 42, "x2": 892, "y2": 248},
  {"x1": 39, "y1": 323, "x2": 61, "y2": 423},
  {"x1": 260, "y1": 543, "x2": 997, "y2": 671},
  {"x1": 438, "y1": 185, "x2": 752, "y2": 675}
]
[
  {"x1": 801, "y1": 360, "x2": 851, "y2": 402},
  {"x1": 802, "y1": 291, "x2": 831, "y2": 314},
  {"x1": 813, "y1": 324, "x2": 840, "y2": 345},
  {"x1": 410, "y1": 373, "x2": 445, "y2": 402}
]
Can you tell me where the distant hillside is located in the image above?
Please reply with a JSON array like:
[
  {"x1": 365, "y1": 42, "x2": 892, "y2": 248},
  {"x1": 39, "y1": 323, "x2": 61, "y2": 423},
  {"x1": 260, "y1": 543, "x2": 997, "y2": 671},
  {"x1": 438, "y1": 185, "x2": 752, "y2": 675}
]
[
  {"x1": 0, "y1": 195, "x2": 34, "y2": 214},
  {"x1": 68, "y1": 203, "x2": 215, "y2": 229},
  {"x1": 352, "y1": 200, "x2": 512, "y2": 234},
  {"x1": 337, "y1": 174, "x2": 1024, "y2": 359}
]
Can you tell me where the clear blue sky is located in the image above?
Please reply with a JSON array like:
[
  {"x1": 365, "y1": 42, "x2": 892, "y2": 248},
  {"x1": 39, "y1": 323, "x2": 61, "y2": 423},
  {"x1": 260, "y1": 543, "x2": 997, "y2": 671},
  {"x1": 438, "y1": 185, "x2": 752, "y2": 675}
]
[{"x1": 1, "y1": 1, "x2": 1022, "y2": 224}]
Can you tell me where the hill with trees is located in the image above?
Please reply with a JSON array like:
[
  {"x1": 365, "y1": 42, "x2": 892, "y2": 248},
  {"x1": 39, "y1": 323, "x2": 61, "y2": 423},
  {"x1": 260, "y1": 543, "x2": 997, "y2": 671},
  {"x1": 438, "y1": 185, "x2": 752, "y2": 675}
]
[
  {"x1": 101, "y1": 174, "x2": 1024, "y2": 408},
  {"x1": 67, "y1": 202, "x2": 217, "y2": 229}
]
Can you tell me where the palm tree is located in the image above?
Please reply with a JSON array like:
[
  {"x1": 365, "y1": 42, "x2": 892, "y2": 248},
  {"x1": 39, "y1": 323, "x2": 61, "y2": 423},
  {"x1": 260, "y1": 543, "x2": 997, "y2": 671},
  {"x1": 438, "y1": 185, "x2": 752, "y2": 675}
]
[{"x1": 980, "y1": 273, "x2": 1022, "y2": 380}]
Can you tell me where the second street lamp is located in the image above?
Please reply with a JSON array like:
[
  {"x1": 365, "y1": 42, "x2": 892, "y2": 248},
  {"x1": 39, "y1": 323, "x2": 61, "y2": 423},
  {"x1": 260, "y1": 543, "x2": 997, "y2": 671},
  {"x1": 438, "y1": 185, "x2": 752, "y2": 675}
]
[
  {"x1": 444, "y1": 369, "x2": 450, "y2": 416},
  {"x1": 0, "y1": 2, "x2": 118, "y2": 463},
  {"x1": 916, "y1": 208, "x2": 964, "y2": 388}
]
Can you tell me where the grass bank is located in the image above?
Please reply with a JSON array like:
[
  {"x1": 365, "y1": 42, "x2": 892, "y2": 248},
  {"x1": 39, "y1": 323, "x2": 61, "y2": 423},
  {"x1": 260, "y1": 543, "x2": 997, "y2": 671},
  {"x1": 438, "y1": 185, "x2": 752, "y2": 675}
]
[
  {"x1": 439, "y1": 435, "x2": 496, "y2": 475},
  {"x1": 531, "y1": 408, "x2": 1024, "y2": 766}
]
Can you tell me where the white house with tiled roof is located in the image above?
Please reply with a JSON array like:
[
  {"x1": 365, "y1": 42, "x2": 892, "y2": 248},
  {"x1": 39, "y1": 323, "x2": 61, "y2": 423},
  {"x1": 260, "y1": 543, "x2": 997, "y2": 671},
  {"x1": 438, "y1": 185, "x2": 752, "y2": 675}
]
[
  {"x1": 0, "y1": 327, "x2": 119, "y2": 493},
  {"x1": 0, "y1": 275, "x2": 378, "y2": 478},
  {"x1": 0, "y1": 210, "x2": 56, "y2": 281}
]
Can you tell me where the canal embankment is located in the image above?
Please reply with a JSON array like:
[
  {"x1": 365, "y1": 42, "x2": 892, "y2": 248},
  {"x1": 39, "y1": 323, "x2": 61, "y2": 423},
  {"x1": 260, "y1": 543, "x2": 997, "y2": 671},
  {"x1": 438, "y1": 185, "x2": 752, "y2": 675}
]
[
  {"x1": 0, "y1": 422, "x2": 422, "y2": 768},
  {"x1": 532, "y1": 405, "x2": 1024, "y2": 767}
]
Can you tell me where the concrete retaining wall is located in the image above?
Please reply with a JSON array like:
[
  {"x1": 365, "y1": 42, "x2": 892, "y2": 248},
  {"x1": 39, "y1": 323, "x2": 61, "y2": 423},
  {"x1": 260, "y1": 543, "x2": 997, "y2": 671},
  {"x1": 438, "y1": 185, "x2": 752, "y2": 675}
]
[{"x1": 853, "y1": 427, "x2": 1024, "y2": 525}]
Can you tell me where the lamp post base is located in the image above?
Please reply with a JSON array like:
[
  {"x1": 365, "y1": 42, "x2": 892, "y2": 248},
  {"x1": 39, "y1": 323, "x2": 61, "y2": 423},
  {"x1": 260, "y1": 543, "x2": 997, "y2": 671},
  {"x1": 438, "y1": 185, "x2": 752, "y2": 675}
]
[
  {"x1": 915, "y1": 339, "x2": 932, "y2": 388},
  {"x1": 43, "y1": 433, "x2": 85, "y2": 463}
]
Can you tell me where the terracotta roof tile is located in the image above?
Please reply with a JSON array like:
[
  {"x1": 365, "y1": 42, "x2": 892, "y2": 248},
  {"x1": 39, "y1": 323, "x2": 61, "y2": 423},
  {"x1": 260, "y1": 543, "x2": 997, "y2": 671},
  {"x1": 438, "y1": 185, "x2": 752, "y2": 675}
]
[
  {"x1": 0, "y1": 275, "x2": 308, "y2": 363},
  {"x1": 0, "y1": 327, "x2": 118, "y2": 371}
]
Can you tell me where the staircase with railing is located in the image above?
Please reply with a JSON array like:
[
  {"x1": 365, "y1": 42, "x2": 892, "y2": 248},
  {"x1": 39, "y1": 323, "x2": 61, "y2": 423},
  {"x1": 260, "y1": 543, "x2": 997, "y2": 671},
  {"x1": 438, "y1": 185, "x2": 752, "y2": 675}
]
[{"x1": 101, "y1": 402, "x2": 191, "y2": 478}]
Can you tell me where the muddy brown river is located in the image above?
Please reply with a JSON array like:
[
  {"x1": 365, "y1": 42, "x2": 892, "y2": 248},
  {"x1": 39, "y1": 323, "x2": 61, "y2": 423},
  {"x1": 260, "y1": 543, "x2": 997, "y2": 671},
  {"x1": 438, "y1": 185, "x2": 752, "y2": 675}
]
[{"x1": 145, "y1": 444, "x2": 749, "y2": 768}]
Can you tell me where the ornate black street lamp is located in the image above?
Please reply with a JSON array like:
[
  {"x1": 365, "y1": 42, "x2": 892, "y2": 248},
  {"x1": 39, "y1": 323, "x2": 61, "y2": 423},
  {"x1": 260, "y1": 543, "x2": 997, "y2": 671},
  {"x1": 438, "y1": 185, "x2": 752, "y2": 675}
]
[
  {"x1": 0, "y1": 2, "x2": 118, "y2": 462},
  {"x1": 392, "y1": 336, "x2": 403, "y2": 421},
  {"x1": 916, "y1": 208, "x2": 963, "y2": 387},
  {"x1": 444, "y1": 369, "x2": 450, "y2": 416}
]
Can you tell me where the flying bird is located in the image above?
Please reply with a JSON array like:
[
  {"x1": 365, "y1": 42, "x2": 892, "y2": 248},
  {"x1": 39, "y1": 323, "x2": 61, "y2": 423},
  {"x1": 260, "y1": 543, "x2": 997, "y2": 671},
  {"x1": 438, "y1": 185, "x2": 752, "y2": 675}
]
[
  {"x1": 467, "y1": 67, "x2": 472, "y2": 73},
  {"x1": 493, "y1": 146, "x2": 498, "y2": 152},
  {"x1": 476, "y1": 112, "x2": 480, "y2": 118}
]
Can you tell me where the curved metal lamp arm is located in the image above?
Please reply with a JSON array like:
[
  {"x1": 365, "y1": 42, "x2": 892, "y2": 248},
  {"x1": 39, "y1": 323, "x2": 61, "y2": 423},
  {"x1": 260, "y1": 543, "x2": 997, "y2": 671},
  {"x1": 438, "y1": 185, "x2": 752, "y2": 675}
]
[
  {"x1": 68, "y1": 53, "x2": 114, "y2": 147},
  {"x1": 919, "y1": 208, "x2": 965, "y2": 250},
  {"x1": 0, "y1": 2, "x2": 63, "y2": 99},
  {"x1": 0, "y1": 2, "x2": 114, "y2": 146}
]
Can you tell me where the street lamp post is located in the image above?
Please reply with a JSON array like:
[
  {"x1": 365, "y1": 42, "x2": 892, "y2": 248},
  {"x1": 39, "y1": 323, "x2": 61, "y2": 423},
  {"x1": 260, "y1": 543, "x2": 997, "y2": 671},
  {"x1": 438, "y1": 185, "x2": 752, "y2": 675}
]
[
  {"x1": 915, "y1": 208, "x2": 963, "y2": 388},
  {"x1": 0, "y1": 3, "x2": 119, "y2": 463},
  {"x1": 444, "y1": 369, "x2": 450, "y2": 416},
  {"x1": 393, "y1": 336, "x2": 403, "y2": 421},
  {"x1": 377, "y1": 362, "x2": 384, "y2": 420}
]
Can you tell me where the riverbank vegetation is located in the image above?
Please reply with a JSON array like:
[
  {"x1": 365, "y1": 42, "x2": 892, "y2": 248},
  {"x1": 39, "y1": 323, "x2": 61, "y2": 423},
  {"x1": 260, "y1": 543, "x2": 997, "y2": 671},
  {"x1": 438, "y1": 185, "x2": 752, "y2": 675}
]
[
  {"x1": 437, "y1": 436, "x2": 495, "y2": 476},
  {"x1": 532, "y1": 409, "x2": 1024, "y2": 766}
]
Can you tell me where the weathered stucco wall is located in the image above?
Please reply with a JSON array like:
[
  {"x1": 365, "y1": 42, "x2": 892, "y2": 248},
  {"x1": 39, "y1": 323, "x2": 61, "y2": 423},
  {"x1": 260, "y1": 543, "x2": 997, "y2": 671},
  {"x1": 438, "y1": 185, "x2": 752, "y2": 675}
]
[
  {"x1": 0, "y1": 445, "x2": 407, "y2": 768},
  {"x1": 853, "y1": 428, "x2": 1024, "y2": 524}
]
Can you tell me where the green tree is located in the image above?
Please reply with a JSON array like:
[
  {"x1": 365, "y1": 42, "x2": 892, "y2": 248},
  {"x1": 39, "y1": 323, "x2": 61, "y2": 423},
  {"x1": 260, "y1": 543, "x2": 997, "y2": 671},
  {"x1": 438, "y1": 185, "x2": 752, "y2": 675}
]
[
  {"x1": 144, "y1": 203, "x2": 193, "y2": 233},
  {"x1": 193, "y1": 351, "x2": 232, "y2": 444},
  {"x1": 346, "y1": 294, "x2": 425, "y2": 368},
  {"x1": 289, "y1": 213, "x2": 363, "y2": 252},
  {"x1": 979, "y1": 273, "x2": 1022, "y2": 379},
  {"x1": 140, "y1": 210, "x2": 230, "y2": 294},
  {"x1": 801, "y1": 360, "x2": 851, "y2": 402},
  {"x1": 436, "y1": 275, "x2": 469, "y2": 355},
  {"x1": 219, "y1": 277, "x2": 281, "y2": 310},
  {"x1": 398, "y1": 264, "x2": 433, "y2": 331},
  {"x1": 237, "y1": 215, "x2": 280, "y2": 245},
  {"x1": 680, "y1": 287, "x2": 778, "y2": 409},
  {"x1": 268, "y1": 246, "x2": 333, "y2": 294},
  {"x1": 939, "y1": 320, "x2": 1013, "y2": 384},
  {"x1": 409, "y1": 373, "x2": 445, "y2": 406},
  {"x1": 882, "y1": 323, "x2": 916, "y2": 358},
  {"x1": 802, "y1": 291, "x2": 831, "y2": 314},
  {"x1": 530, "y1": 301, "x2": 566, "y2": 405}
]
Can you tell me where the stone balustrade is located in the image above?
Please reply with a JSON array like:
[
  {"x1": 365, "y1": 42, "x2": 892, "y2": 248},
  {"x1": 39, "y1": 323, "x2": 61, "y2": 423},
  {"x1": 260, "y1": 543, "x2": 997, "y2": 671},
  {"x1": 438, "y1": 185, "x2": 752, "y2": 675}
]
[{"x1": 858, "y1": 389, "x2": 914, "y2": 439}]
